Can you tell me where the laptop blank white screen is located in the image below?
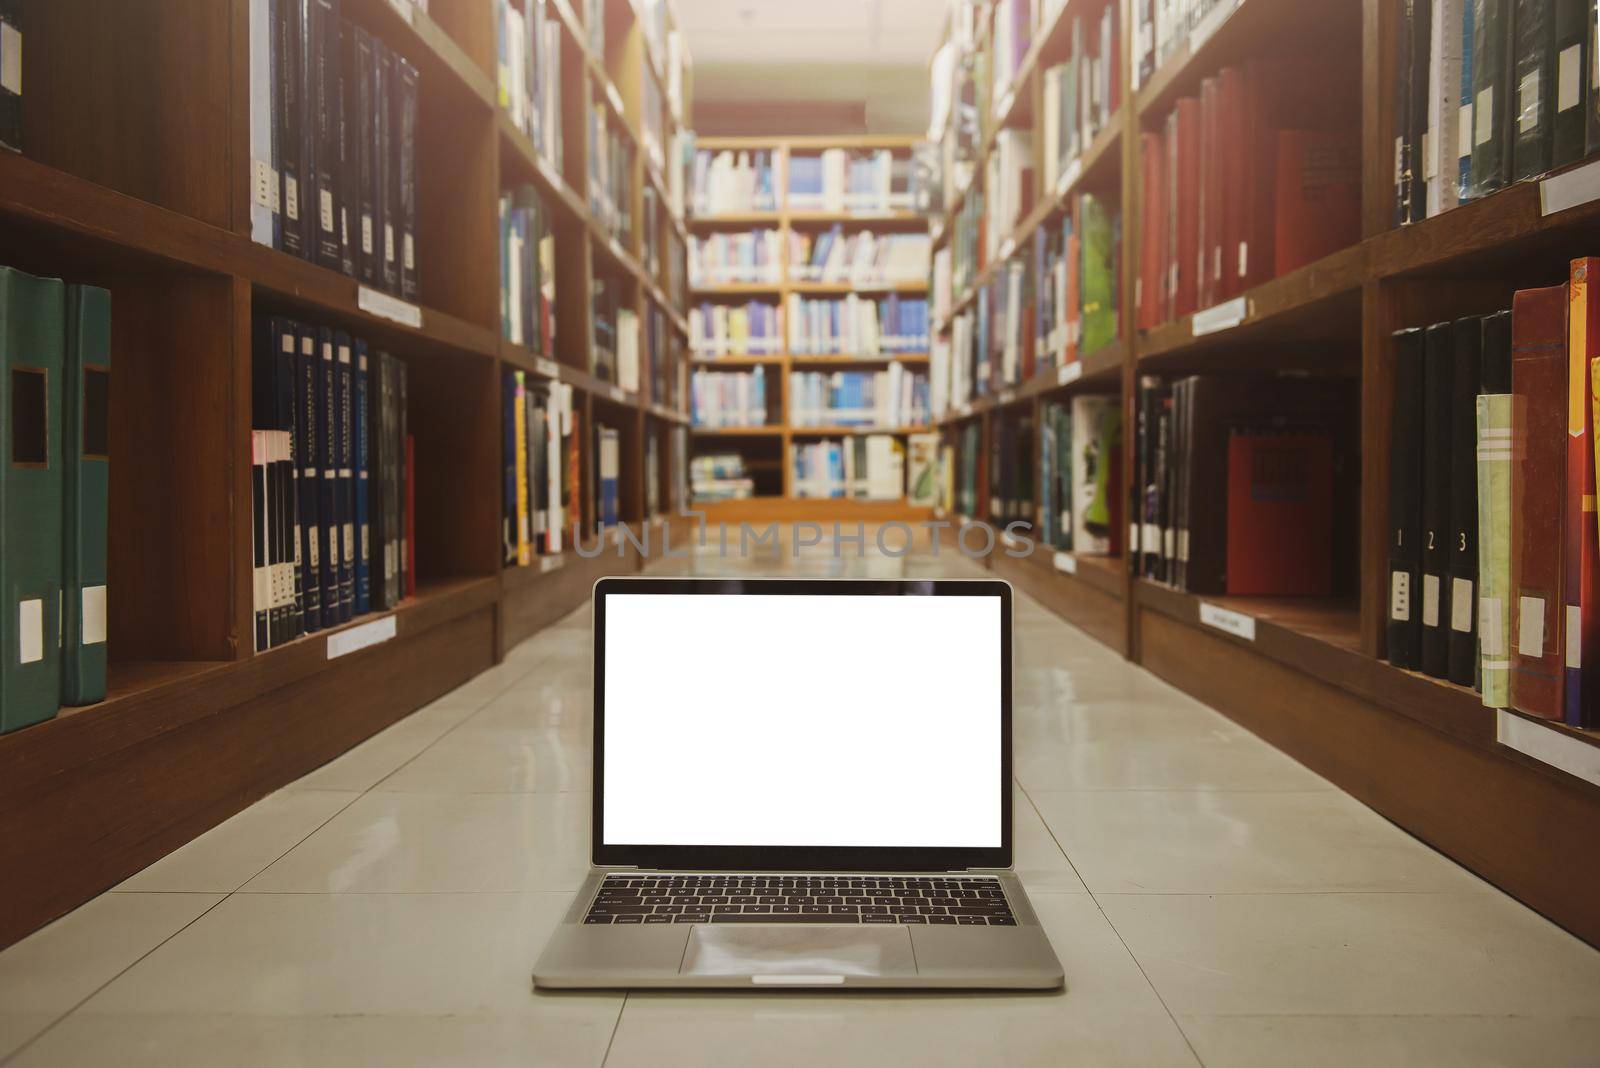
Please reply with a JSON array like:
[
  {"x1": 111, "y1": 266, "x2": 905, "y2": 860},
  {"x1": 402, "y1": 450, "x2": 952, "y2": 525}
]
[{"x1": 601, "y1": 592, "x2": 1004, "y2": 848}]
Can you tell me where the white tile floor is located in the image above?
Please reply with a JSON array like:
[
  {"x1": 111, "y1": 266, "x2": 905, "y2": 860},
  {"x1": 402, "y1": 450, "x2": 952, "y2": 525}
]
[{"x1": 5, "y1": 537, "x2": 1600, "y2": 1066}]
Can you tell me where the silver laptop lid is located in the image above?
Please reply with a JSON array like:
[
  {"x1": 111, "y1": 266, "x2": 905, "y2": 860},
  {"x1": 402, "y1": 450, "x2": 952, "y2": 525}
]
[{"x1": 591, "y1": 578, "x2": 1013, "y2": 872}]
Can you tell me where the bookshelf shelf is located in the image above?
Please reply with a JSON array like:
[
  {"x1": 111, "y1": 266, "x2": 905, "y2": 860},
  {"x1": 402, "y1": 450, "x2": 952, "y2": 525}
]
[
  {"x1": 690, "y1": 426, "x2": 782, "y2": 436},
  {"x1": 789, "y1": 425, "x2": 933, "y2": 436},
  {"x1": 936, "y1": 340, "x2": 1126, "y2": 425}
]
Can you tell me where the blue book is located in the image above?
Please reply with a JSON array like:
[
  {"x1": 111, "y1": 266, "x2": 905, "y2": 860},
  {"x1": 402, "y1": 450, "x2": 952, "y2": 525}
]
[
  {"x1": 292, "y1": 323, "x2": 322, "y2": 633},
  {"x1": 334, "y1": 331, "x2": 354, "y2": 621},
  {"x1": 353, "y1": 337, "x2": 371, "y2": 615},
  {"x1": 316, "y1": 327, "x2": 340, "y2": 629}
]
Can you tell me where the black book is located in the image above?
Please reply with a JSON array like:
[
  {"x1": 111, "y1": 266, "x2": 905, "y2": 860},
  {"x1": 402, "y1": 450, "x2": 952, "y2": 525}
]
[
  {"x1": 375, "y1": 43, "x2": 398, "y2": 293},
  {"x1": 525, "y1": 385, "x2": 546, "y2": 549},
  {"x1": 296, "y1": 0, "x2": 318, "y2": 258},
  {"x1": 335, "y1": 331, "x2": 355, "y2": 621},
  {"x1": 336, "y1": 19, "x2": 356, "y2": 277},
  {"x1": 1552, "y1": 0, "x2": 1589, "y2": 167},
  {"x1": 311, "y1": 0, "x2": 343, "y2": 270},
  {"x1": 396, "y1": 356, "x2": 409, "y2": 598},
  {"x1": 368, "y1": 351, "x2": 392, "y2": 609},
  {"x1": 397, "y1": 57, "x2": 420, "y2": 302},
  {"x1": 1587, "y1": 0, "x2": 1600, "y2": 155},
  {"x1": 1471, "y1": 0, "x2": 1514, "y2": 196},
  {"x1": 1420, "y1": 322, "x2": 1454, "y2": 679},
  {"x1": 252, "y1": 433, "x2": 269, "y2": 651},
  {"x1": 0, "y1": 1, "x2": 20, "y2": 152},
  {"x1": 1408, "y1": 0, "x2": 1432, "y2": 222},
  {"x1": 295, "y1": 324, "x2": 322, "y2": 632},
  {"x1": 1447, "y1": 314, "x2": 1484, "y2": 686},
  {"x1": 502, "y1": 369, "x2": 517, "y2": 566},
  {"x1": 277, "y1": 322, "x2": 304, "y2": 641},
  {"x1": 349, "y1": 25, "x2": 377, "y2": 284},
  {"x1": 1511, "y1": 0, "x2": 1556, "y2": 180},
  {"x1": 279, "y1": 0, "x2": 307, "y2": 256},
  {"x1": 317, "y1": 327, "x2": 340, "y2": 628},
  {"x1": 1388, "y1": 327, "x2": 1426, "y2": 668},
  {"x1": 1480, "y1": 308, "x2": 1514, "y2": 392}
]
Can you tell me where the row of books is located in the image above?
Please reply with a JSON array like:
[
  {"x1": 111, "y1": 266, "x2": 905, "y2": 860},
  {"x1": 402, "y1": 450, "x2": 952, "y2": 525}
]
[
  {"x1": 787, "y1": 295, "x2": 931, "y2": 356},
  {"x1": 1134, "y1": 374, "x2": 1358, "y2": 596},
  {"x1": 790, "y1": 436, "x2": 921, "y2": 501},
  {"x1": 1137, "y1": 57, "x2": 1358, "y2": 331},
  {"x1": 1039, "y1": 395, "x2": 1121, "y2": 554},
  {"x1": 1040, "y1": 2, "x2": 1122, "y2": 193},
  {"x1": 691, "y1": 453, "x2": 755, "y2": 502},
  {"x1": 1388, "y1": 263, "x2": 1600, "y2": 730},
  {"x1": 786, "y1": 150, "x2": 917, "y2": 214},
  {"x1": 250, "y1": 317, "x2": 413, "y2": 653},
  {"x1": 689, "y1": 231, "x2": 783, "y2": 286},
  {"x1": 590, "y1": 278, "x2": 640, "y2": 389},
  {"x1": 788, "y1": 367, "x2": 932, "y2": 429},
  {"x1": 645, "y1": 305, "x2": 685, "y2": 410},
  {"x1": 788, "y1": 230, "x2": 932, "y2": 285},
  {"x1": 1131, "y1": 0, "x2": 1238, "y2": 93},
  {"x1": 690, "y1": 300, "x2": 782, "y2": 357},
  {"x1": 1394, "y1": 0, "x2": 1600, "y2": 225},
  {"x1": 589, "y1": 92, "x2": 635, "y2": 243},
  {"x1": 985, "y1": 131, "x2": 1033, "y2": 262},
  {"x1": 499, "y1": 184, "x2": 557, "y2": 354},
  {"x1": 0, "y1": 269, "x2": 109, "y2": 734},
  {"x1": 494, "y1": 0, "x2": 563, "y2": 173},
  {"x1": 692, "y1": 150, "x2": 780, "y2": 215},
  {"x1": 644, "y1": 426, "x2": 691, "y2": 518},
  {"x1": 247, "y1": 0, "x2": 421, "y2": 301},
  {"x1": 692, "y1": 368, "x2": 769, "y2": 428},
  {"x1": 502, "y1": 373, "x2": 578, "y2": 560},
  {"x1": 990, "y1": 0, "x2": 1035, "y2": 113}
]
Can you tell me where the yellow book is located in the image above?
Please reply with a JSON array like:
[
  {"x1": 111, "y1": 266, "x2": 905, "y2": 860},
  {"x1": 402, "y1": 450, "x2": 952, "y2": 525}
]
[{"x1": 514, "y1": 371, "x2": 530, "y2": 566}]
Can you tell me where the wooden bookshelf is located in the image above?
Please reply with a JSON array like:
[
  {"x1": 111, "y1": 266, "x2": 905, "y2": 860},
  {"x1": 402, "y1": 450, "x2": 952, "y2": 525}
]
[
  {"x1": 926, "y1": 0, "x2": 1600, "y2": 950},
  {"x1": 0, "y1": 0, "x2": 692, "y2": 950},
  {"x1": 687, "y1": 135, "x2": 936, "y2": 502}
]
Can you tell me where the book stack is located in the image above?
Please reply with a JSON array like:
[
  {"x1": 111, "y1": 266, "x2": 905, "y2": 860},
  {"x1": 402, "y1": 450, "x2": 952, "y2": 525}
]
[
  {"x1": 1040, "y1": 2, "x2": 1121, "y2": 192},
  {"x1": 495, "y1": 0, "x2": 563, "y2": 172},
  {"x1": 1137, "y1": 57, "x2": 1358, "y2": 330},
  {"x1": 499, "y1": 184, "x2": 557, "y2": 353},
  {"x1": 250, "y1": 318, "x2": 411, "y2": 654},
  {"x1": 787, "y1": 150, "x2": 915, "y2": 213},
  {"x1": 689, "y1": 230, "x2": 783, "y2": 285},
  {"x1": 1393, "y1": 0, "x2": 1600, "y2": 224},
  {"x1": 502, "y1": 372, "x2": 578, "y2": 562},
  {"x1": 987, "y1": 415, "x2": 1035, "y2": 528},
  {"x1": 690, "y1": 453, "x2": 754, "y2": 502},
  {"x1": 790, "y1": 436, "x2": 906, "y2": 500},
  {"x1": 785, "y1": 295, "x2": 930, "y2": 356},
  {"x1": 788, "y1": 366, "x2": 931, "y2": 428},
  {"x1": 787, "y1": 230, "x2": 932, "y2": 285},
  {"x1": 1387, "y1": 261, "x2": 1600, "y2": 731},
  {"x1": 589, "y1": 92, "x2": 634, "y2": 243},
  {"x1": 0, "y1": 268, "x2": 111, "y2": 733},
  {"x1": 692, "y1": 368, "x2": 768, "y2": 428},
  {"x1": 690, "y1": 300, "x2": 782, "y2": 357},
  {"x1": 247, "y1": 0, "x2": 421, "y2": 302},
  {"x1": 692, "y1": 149, "x2": 779, "y2": 215}
]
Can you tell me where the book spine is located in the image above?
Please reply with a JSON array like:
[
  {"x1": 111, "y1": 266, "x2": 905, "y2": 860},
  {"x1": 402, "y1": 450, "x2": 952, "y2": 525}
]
[
  {"x1": 355, "y1": 28, "x2": 377, "y2": 285},
  {"x1": 1470, "y1": 0, "x2": 1512, "y2": 196},
  {"x1": 354, "y1": 338, "x2": 370, "y2": 615},
  {"x1": 1588, "y1": 0, "x2": 1600, "y2": 155},
  {"x1": 252, "y1": 431, "x2": 270, "y2": 653},
  {"x1": 1510, "y1": 0, "x2": 1555, "y2": 180},
  {"x1": 1552, "y1": 0, "x2": 1588, "y2": 167},
  {"x1": 1477, "y1": 393, "x2": 1514, "y2": 705},
  {"x1": 405, "y1": 434, "x2": 416, "y2": 598},
  {"x1": 61, "y1": 285, "x2": 111, "y2": 706},
  {"x1": 277, "y1": 323, "x2": 303, "y2": 640},
  {"x1": 1568, "y1": 260, "x2": 1600, "y2": 727},
  {"x1": 1388, "y1": 327, "x2": 1426, "y2": 668},
  {"x1": 279, "y1": 0, "x2": 306, "y2": 256},
  {"x1": 397, "y1": 57, "x2": 420, "y2": 302},
  {"x1": 250, "y1": 0, "x2": 279, "y2": 246},
  {"x1": 336, "y1": 333, "x2": 354, "y2": 620},
  {"x1": 376, "y1": 44, "x2": 397, "y2": 293},
  {"x1": 311, "y1": 0, "x2": 342, "y2": 268},
  {"x1": 514, "y1": 371, "x2": 530, "y2": 565},
  {"x1": 397, "y1": 358, "x2": 410, "y2": 599},
  {"x1": 0, "y1": 0, "x2": 21, "y2": 153},
  {"x1": 1421, "y1": 322, "x2": 1455, "y2": 678},
  {"x1": 337, "y1": 19, "x2": 356, "y2": 277},
  {"x1": 1447, "y1": 314, "x2": 1483, "y2": 687},
  {"x1": 295, "y1": 326, "x2": 322, "y2": 631},
  {"x1": 317, "y1": 329, "x2": 339, "y2": 628}
]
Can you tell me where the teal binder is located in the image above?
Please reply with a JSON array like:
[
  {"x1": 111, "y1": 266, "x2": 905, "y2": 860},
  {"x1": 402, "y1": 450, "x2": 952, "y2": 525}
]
[
  {"x1": 1, "y1": 266, "x2": 66, "y2": 733},
  {"x1": 63, "y1": 284, "x2": 111, "y2": 705}
]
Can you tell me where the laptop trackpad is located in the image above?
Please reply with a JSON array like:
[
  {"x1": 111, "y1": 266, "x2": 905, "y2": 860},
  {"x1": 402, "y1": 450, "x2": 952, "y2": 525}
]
[{"x1": 681, "y1": 926, "x2": 915, "y2": 979}]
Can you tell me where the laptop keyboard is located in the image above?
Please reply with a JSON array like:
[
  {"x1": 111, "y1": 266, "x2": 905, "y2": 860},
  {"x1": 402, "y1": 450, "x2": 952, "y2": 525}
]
[{"x1": 582, "y1": 874, "x2": 1016, "y2": 926}]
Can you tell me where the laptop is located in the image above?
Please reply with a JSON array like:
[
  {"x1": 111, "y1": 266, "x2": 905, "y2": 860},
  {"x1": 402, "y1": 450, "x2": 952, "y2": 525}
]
[{"x1": 533, "y1": 576, "x2": 1064, "y2": 990}]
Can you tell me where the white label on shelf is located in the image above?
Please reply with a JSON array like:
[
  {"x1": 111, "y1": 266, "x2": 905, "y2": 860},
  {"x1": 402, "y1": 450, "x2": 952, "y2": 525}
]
[
  {"x1": 1422, "y1": 573, "x2": 1441, "y2": 627},
  {"x1": 327, "y1": 614, "x2": 397, "y2": 659},
  {"x1": 999, "y1": 238, "x2": 1016, "y2": 262},
  {"x1": 957, "y1": 403, "x2": 972, "y2": 417},
  {"x1": 1560, "y1": 44, "x2": 1583, "y2": 112},
  {"x1": 1518, "y1": 595, "x2": 1546, "y2": 654},
  {"x1": 1568, "y1": 604, "x2": 1583, "y2": 668},
  {"x1": 1475, "y1": 86, "x2": 1495, "y2": 146},
  {"x1": 1540, "y1": 156, "x2": 1600, "y2": 216},
  {"x1": 535, "y1": 356, "x2": 559, "y2": 378},
  {"x1": 1188, "y1": 0, "x2": 1238, "y2": 52},
  {"x1": 1451, "y1": 578, "x2": 1474, "y2": 633},
  {"x1": 1518, "y1": 71, "x2": 1541, "y2": 134},
  {"x1": 1056, "y1": 158, "x2": 1082, "y2": 196},
  {"x1": 1480, "y1": 596, "x2": 1505, "y2": 656},
  {"x1": 1191, "y1": 296, "x2": 1247, "y2": 336},
  {"x1": 0, "y1": 23, "x2": 20, "y2": 96},
  {"x1": 610, "y1": 385, "x2": 627, "y2": 403},
  {"x1": 387, "y1": 0, "x2": 415, "y2": 23},
  {"x1": 81, "y1": 586, "x2": 107, "y2": 646},
  {"x1": 1496, "y1": 708, "x2": 1600, "y2": 789},
  {"x1": 540, "y1": 554, "x2": 565, "y2": 573},
  {"x1": 1058, "y1": 361, "x2": 1083, "y2": 385},
  {"x1": 1053, "y1": 551, "x2": 1077, "y2": 575},
  {"x1": 607, "y1": 82, "x2": 624, "y2": 116},
  {"x1": 357, "y1": 286, "x2": 423, "y2": 329},
  {"x1": 1390, "y1": 570, "x2": 1411, "y2": 622},
  {"x1": 999, "y1": 388, "x2": 1016, "y2": 405},
  {"x1": 1199, "y1": 602, "x2": 1256, "y2": 642},
  {"x1": 17, "y1": 598, "x2": 42, "y2": 664}
]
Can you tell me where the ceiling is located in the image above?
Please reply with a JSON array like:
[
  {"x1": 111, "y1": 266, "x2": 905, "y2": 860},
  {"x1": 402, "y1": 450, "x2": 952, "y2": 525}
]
[{"x1": 674, "y1": 0, "x2": 948, "y2": 135}]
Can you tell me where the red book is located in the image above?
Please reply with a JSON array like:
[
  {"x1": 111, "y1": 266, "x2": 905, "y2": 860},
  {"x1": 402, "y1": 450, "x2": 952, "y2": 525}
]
[
  {"x1": 1218, "y1": 67, "x2": 1248, "y2": 300},
  {"x1": 405, "y1": 433, "x2": 416, "y2": 599},
  {"x1": 1138, "y1": 131, "x2": 1167, "y2": 332},
  {"x1": 1225, "y1": 430, "x2": 1334, "y2": 596},
  {"x1": 1169, "y1": 97, "x2": 1201, "y2": 319},
  {"x1": 1273, "y1": 129, "x2": 1360, "y2": 276},
  {"x1": 1510, "y1": 284, "x2": 1570, "y2": 720},
  {"x1": 1567, "y1": 260, "x2": 1600, "y2": 727}
]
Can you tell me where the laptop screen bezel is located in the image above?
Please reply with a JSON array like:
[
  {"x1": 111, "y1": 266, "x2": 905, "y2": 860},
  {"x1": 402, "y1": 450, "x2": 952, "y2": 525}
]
[{"x1": 591, "y1": 576, "x2": 1013, "y2": 871}]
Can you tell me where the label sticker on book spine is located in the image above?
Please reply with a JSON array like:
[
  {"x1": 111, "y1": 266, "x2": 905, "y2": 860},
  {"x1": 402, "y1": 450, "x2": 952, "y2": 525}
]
[
  {"x1": 1480, "y1": 597, "x2": 1505, "y2": 655},
  {"x1": 539, "y1": 554, "x2": 564, "y2": 573},
  {"x1": 1559, "y1": 44, "x2": 1582, "y2": 112},
  {"x1": 1450, "y1": 578, "x2": 1473, "y2": 633},
  {"x1": 358, "y1": 286, "x2": 423, "y2": 329},
  {"x1": 1390, "y1": 570, "x2": 1411, "y2": 622},
  {"x1": 1518, "y1": 71, "x2": 1542, "y2": 134},
  {"x1": 320, "y1": 189, "x2": 334, "y2": 233},
  {"x1": 1518, "y1": 595, "x2": 1546, "y2": 655},
  {"x1": 1475, "y1": 87, "x2": 1495, "y2": 146},
  {"x1": 17, "y1": 598, "x2": 42, "y2": 664},
  {"x1": 1199, "y1": 602, "x2": 1256, "y2": 642},
  {"x1": 81, "y1": 586, "x2": 107, "y2": 646},
  {"x1": 253, "y1": 160, "x2": 274, "y2": 211},
  {"x1": 285, "y1": 175, "x2": 300, "y2": 221},
  {"x1": 1568, "y1": 604, "x2": 1582, "y2": 667},
  {"x1": 1458, "y1": 103, "x2": 1474, "y2": 162},
  {"x1": 327, "y1": 615, "x2": 397, "y2": 660},
  {"x1": 1053, "y1": 551, "x2": 1077, "y2": 575},
  {"x1": 1422, "y1": 573, "x2": 1442, "y2": 628}
]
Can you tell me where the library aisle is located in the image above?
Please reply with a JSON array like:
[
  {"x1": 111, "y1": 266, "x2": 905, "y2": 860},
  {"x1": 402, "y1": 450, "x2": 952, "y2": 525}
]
[{"x1": 0, "y1": 534, "x2": 1594, "y2": 1067}]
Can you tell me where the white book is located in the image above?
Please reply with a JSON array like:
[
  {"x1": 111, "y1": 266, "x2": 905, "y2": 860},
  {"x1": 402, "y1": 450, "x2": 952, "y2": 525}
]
[
  {"x1": 1426, "y1": 0, "x2": 1462, "y2": 217},
  {"x1": 248, "y1": 0, "x2": 277, "y2": 247}
]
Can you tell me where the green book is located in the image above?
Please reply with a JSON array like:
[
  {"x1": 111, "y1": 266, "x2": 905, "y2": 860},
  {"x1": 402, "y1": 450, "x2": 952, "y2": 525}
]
[
  {"x1": 1476, "y1": 393, "x2": 1513, "y2": 708},
  {"x1": 63, "y1": 284, "x2": 111, "y2": 706},
  {"x1": 1078, "y1": 193, "x2": 1117, "y2": 357},
  {"x1": 1, "y1": 266, "x2": 66, "y2": 733}
]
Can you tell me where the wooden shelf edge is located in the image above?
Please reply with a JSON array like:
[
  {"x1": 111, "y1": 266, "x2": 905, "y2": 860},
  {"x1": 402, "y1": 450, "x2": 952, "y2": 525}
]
[
  {"x1": 936, "y1": 340, "x2": 1127, "y2": 425},
  {"x1": 497, "y1": 112, "x2": 590, "y2": 223}
]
